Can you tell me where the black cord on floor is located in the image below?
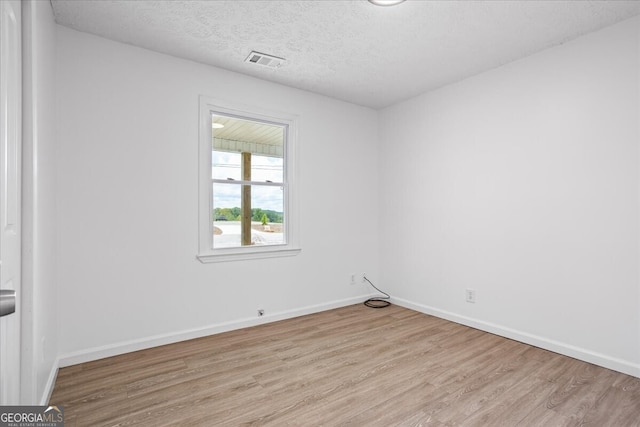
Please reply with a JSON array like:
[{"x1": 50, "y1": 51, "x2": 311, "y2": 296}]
[{"x1": 363, "y1": 275, "x2": 391, "y2": 308}]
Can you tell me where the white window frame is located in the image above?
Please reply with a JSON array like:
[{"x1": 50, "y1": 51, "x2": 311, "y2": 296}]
[{"x1": 197, "y1": 96, "x2": 300, "y2": 263}]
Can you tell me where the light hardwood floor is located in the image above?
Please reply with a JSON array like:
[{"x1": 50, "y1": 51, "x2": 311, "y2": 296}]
[{"x1": 50, "y1": 304, "x2": 640, "y2": 426}]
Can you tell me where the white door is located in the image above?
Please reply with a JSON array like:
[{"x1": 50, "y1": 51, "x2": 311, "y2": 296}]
[{"x1": 0, "y1": 0, "x2": 22, "y2": 405}]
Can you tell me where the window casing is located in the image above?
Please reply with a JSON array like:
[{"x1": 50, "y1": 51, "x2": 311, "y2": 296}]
[{"x1": 197, "y1": 97, "x2": 300, "y2": 262}]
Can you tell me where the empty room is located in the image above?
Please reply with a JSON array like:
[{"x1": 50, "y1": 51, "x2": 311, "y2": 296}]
[{"x1": 1, "y1": 0, "x2": 639, "y2": 425}]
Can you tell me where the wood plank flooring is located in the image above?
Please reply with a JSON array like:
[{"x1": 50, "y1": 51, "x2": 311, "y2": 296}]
[{"x1": 50, "y1": 304, "x2": 640, "y2": 426}]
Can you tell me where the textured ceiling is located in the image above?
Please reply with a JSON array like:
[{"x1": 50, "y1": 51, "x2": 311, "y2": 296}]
[{"x1": 51, "y1": 0, "x2": 640, "y2": 109}]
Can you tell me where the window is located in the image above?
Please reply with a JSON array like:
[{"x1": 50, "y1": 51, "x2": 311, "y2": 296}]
[{"x1": 198, "y1": 97, "x2": 300, "y2": 262}]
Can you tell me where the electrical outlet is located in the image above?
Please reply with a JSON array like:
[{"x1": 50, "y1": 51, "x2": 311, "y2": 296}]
[
  {"x1": 350, "y1": 273, "x2": 366, "y2": 285},
  {"x1": 465, "y1": 289, "x2": 476, "y2": 303},
  {"x1": 350, "y1": 273, "x2": 367, "y2": 285},
  {"x1": 258, "y1": 309, "x2": 265, "y2": 317}
]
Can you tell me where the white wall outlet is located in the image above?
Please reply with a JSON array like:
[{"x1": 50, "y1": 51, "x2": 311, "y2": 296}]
[
  {"x1": 350, "y1": 273, "x2": 366, "y2": 285},
  {"x1": 258, "y1": 309, "x2": 265, "y2": 316},
  {"x1": 465, "y1": 289, "x2": 476, "y2": 303}
]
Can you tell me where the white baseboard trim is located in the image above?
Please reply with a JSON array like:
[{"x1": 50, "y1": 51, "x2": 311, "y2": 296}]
[
  {"x1": 40, "y1": 357, "x2": 60, "y2": 405},
  {"x1": 58, "y1": 295, "x2": 372, "y2": 368},
  {"x1": 392, "y1": 297, "x2": 640, "y2": 379}
]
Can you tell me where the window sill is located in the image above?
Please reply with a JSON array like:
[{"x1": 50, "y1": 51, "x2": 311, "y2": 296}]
[{"x1": 197, "y1": 247, "x2": 301, "y2": 263}]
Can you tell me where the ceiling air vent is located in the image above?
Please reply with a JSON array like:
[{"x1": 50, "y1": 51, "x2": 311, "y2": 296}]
[{"x1": 245, "y1": 51, "x2": 286, "y2": 69}]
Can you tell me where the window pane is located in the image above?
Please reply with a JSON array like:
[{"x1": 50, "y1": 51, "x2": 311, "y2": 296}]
[
  {"x1": 251, "y1": 155, "x2": 283, "y2": 183},
  {"x1": 212, "y1": 183, "x2": 285, "y2": 248},
  {"x1": 212, "y1": 151, "x2": 241, "y2": 181},
  {"x1": 251, "y1": 185, "x2": 285, "y2": 246},
  {"x1": 212, "y1": 183, "x2": 241, "y2": 248},
  {"x1": 211, "y1": 114, "x2": 284, "y2": 183}
]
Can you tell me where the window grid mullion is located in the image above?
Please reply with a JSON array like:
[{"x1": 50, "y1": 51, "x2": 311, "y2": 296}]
[{"x1": 211, "y1": 179, "x2": 284, "y2": 187}]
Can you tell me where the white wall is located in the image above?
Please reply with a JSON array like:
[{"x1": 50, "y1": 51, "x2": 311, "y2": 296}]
[
  {"x1": 379, "y1": 16, "x2": 640, "y2": 376},
  {"x1": 54, "y1": 12, "x2": 639, "y2": 378},
  {"x1": 21, "y1": 0, "x2": 58, "y2": 403},
  {"x1": 55, "y1": 27, "x2": 379, "y2": 363}
]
